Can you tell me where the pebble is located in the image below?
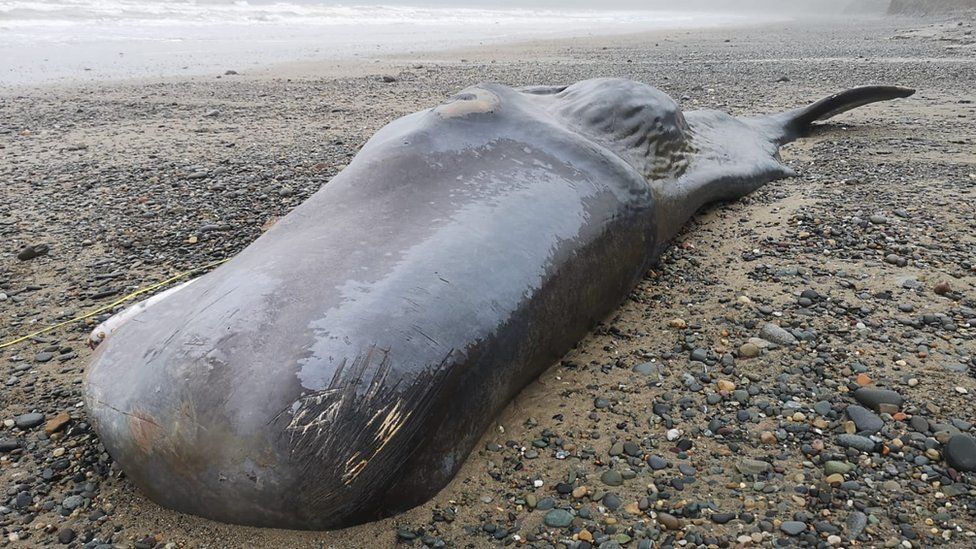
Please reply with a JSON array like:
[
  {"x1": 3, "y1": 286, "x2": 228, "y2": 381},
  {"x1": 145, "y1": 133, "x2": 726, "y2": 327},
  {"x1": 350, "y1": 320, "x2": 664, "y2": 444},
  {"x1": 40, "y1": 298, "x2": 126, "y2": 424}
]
[
  {"x1": 759, "y1": 323, "x2": 797, "y2": 346},
  {"x1": 0, "y1": 439, "x2": 21, "y2": 452},
  {"x1": 846, "y1": 405, "x2": 883, "y2": 434},
  {"x1": 601, "y1": 469, "x2": 623, "y2": 486},
  {"x1": 853, "y1": 388, "x2": 904, "y2": 412},
  {"x1": 780, "y1": 521, "x2": 807, "y2": 536},
  {"x1": 14, "y1": 412, "x2": 45, "y2": 429},
  {"x1": 837, "y1": 434, "x2": 876, "y2": 453},
  {"x1": 543, "y1": 509, "x2": 573, "y2": 528},
  {"x1": 657, "y1": 512, "x2": 681, "y2": 531},
  {"x1": 824, "y1": 460, "x2": 853, "y2": 475},
  {"x1": 738, "y1": 342, "x2": 761, "y2": 358},
  {"x1": 737, "y1": 458, "x2": 771, "y2": 475},
  {"x1": 847, "y1": 511, "x2": 868, "y2": 539},
  {"x1": 945, "y1": 434, "x2": 976, "y2": 472},
  {"x1": 57, "y1": 529, "x2": 76, "y2": 544},
  {"x1": 44, "y1": 411, "x2": 71, "y2": 434},
  {"x1": 61, "y1": 495, "x2": 84, "y2": 511},
  {"x1": 16, "y1": 243, "x2": 50, "y2": 261}
]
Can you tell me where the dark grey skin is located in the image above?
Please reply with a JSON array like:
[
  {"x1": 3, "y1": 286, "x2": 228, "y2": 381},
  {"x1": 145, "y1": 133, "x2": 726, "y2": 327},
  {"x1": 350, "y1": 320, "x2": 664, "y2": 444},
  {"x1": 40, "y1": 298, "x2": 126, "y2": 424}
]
[{"x1": 84, "y1": 79, "x2": 913, "y2": 530}]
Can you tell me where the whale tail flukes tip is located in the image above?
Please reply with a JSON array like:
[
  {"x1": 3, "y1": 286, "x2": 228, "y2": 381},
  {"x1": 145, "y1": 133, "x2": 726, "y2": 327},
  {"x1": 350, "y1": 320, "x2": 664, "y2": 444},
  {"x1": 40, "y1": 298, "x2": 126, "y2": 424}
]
[{"x1": 759, "y1": 85, "x2": 915, "y2": 144}]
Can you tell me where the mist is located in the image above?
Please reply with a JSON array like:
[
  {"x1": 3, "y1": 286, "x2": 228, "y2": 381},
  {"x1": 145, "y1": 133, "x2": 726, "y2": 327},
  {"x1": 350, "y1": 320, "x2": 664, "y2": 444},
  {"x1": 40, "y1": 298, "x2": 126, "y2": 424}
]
[{"x1": 308, "y1": 0, "x2": 889, "y2": 16}]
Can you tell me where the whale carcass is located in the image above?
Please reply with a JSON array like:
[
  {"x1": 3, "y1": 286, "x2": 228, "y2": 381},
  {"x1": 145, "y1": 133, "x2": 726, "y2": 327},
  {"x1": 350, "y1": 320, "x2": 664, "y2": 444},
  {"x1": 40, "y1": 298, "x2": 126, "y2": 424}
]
[{"x1": 85, "y1": 78, "x2": 913, "y2": 529}]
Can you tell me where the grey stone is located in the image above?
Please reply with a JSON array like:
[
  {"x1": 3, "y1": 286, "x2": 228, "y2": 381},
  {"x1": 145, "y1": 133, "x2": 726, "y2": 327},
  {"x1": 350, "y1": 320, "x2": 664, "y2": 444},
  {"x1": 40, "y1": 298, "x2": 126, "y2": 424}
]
[
  {"x1": 14, "y1": 413, "x2": 45, "y2": 430},
  {"x1": 945, "y1": 435, "x2": 976, "y2": 472},
  {"x1": 62, "y1": 495, "x2": 84, "y2": 510},
  {"x1": 543, "y1": 509, "x2": 573, "y2": 528},
  {"x1": 837, "y1": 434, "x2": 875, "y2": 453},
  {"x1": 780, "y1": 521, "x2": 806, "y2": 536},
  {"x1": 759, "y1": 323, "x2": 797, "y2": 346},
  {"x1": 736, "y1": 458, "x2": 770, "y2": 475},
  {"x1": 846, "y1": 405, "x2": 883, "y2": 435},
  {"x1": 853, "y1": 388, "x2": 904, "y2": 412},
  {"x1": 601, "y1": 470, "x2": 623, "y2": 486},
  {"x1": 846, "y1": 511, "x2": 867, "y2": 539}
]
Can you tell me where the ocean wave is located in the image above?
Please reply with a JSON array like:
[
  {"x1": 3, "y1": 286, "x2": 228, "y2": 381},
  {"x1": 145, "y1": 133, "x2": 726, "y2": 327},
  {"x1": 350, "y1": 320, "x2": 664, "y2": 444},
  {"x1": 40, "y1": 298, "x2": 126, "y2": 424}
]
[{"x1": 0, "y1": 0, "x2": 706, "y2": 27}]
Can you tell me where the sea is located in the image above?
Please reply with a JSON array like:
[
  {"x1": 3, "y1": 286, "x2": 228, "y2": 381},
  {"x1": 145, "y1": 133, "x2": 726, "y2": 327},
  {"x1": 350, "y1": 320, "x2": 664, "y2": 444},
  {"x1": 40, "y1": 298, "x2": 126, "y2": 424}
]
[{"x1": 0, "y1": 1, "x2": 757, "y2": 86}]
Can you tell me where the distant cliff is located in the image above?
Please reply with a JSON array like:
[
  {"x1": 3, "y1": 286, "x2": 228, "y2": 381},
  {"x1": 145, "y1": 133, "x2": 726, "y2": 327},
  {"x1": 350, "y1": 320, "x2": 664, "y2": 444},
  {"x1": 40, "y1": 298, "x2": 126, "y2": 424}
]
[{"x1": 888, "y1": 0, "x2": 976, "y2": 14}]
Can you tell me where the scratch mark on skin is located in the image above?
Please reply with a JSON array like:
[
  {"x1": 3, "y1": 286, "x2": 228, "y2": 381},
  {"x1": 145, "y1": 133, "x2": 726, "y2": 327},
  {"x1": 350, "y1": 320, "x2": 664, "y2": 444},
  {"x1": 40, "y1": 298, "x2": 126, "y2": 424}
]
[
  {"x1": 93, "y1": 398, "x2": 163, "y2": 428},
  {"x1": 413, "y1": 326, "x2": 440, "y2": 347},
  {"x1": 269, "y1": 347, "x2": 454, "y2": 503},
  {"x1": 341, "y1": 401, "x2": 411, "y2": 485}
]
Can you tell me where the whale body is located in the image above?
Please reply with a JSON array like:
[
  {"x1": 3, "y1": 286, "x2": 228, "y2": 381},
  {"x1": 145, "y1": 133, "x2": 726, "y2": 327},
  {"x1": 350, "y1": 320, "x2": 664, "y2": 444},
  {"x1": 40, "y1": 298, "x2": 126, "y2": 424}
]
[{"x1": 85, "y1": 79, "x2": 913, "y2": 529}]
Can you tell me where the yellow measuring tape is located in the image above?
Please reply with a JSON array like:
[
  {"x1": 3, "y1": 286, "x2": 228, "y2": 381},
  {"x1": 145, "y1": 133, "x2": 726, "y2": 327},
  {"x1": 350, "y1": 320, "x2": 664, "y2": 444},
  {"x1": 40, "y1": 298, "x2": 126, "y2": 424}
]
[{"x1": 0, "y1": 258, "x2": 229, "y2": 350}]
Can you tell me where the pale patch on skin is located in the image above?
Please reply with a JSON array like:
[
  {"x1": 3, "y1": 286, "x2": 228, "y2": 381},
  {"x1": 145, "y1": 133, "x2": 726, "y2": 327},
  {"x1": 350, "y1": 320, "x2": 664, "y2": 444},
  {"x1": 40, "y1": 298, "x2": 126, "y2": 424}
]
[
  {"x1": 434, "y1": 88, "x2": 499, "y2": 118},
  {"x1": 88, "y1": 278, "x2": 198, "y2": 347}
]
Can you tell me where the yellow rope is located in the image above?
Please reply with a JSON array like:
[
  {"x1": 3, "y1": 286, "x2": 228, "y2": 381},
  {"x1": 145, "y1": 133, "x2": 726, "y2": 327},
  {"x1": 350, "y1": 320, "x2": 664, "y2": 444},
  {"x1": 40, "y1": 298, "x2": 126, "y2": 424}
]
[{"x1": 0, "y1": 258, "x2": 229, "y2": 350}]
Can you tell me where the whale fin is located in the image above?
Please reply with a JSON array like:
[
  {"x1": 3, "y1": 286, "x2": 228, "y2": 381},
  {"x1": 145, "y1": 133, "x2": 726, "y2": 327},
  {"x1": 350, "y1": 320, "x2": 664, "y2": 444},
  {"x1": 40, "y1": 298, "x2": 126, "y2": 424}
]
[{"x1": 757, "y1": 85, "x2": 915, "y2": 144}]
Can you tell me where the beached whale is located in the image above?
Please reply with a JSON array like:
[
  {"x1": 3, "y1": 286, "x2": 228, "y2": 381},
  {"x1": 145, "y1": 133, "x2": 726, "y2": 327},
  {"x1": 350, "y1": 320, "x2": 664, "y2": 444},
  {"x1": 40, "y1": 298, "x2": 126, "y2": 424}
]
[{"x1": 84, "y1": 79, "x2": 913, "y2": 529}]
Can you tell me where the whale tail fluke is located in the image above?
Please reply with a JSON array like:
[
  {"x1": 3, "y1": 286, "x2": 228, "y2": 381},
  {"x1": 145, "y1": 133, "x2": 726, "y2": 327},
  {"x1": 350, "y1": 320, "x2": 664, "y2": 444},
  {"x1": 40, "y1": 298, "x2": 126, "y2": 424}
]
[{"x1": 757, "y1": 85, "x2": 915, "y2": 144}]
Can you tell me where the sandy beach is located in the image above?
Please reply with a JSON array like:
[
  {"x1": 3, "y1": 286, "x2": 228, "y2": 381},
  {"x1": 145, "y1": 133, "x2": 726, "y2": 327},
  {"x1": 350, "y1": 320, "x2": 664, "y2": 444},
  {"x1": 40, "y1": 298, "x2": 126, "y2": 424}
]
[{"x1": 2, "y1": 12, "x2": 976, "y2": 549}]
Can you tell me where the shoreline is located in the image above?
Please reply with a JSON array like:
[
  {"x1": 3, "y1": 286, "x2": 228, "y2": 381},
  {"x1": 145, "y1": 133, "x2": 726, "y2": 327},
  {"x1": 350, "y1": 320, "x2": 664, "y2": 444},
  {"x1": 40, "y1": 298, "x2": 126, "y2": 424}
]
[
  {"x1": 0, "y1": 8, "x2": 775, "y2": 91},
  {"x1": 6, "y1": 12, "x2": 935, "y2": 95},
  {"x1": 1, "y1": 13, "x2": 975, "y2": 549}
]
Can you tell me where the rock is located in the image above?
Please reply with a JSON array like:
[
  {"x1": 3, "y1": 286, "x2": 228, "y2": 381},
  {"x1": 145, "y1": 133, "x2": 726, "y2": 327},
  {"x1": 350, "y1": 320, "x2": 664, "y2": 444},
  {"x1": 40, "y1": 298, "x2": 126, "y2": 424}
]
[
  {"x1": 44, "y1": 411, "x2": 71, "y2": 435},
  {"x1": 648, "y1": 455, "x2": 668, "y2": 470},
  {"x1": 622, "y1": 441, "x2": 641, "y2": 457},
  {"x1": 62, "y1": 494, "x2": 84, "y2": 510},
  {"x1": 632, "y1": 362, "x2": 662, "y2": 379},
  {"x1": 945, "y1": 435, "x2": 976, "y2": 472},
  {"x1": 933, "y1": 281, "x2": 951, "y2": 295},
  {"x1": 781, "y1": 521, "x2": 807, "y2": 536},
  {"x1": 0, "y1": 439, "x2": 20, "y2": 452},
  {"x1": 543, "y1": 509, "x2": 573, "y2": 528},
  {"x1": 814, "y1": 400, "x2": 832, "y2": 416},
  {"x1": 14, "y1": 412, "x2": 45, "y2": 430},
  {"x1": 17, "y1": 244, "x2": 49, "y2": 261},
  {"x1": 846, "y1": 511, "x2": 867, "y2": 539},
  {"x1": 846, "y1": 405, "x2": 883, "y2": 434},
  {"x1": 380, "y1": 75, "x2": 397, "y2": 83},
  {"x1": 716, "y1": 379, "x2": 735, "y2": 392},
  {"x1": 657, "y1": 512, "x2": 681, "y2": 530},
  {"x1": 837, "y1": 434, "x2": 876, "y2": 453},
  {"x1": 711, "y1": 512, "x2": 735, "y2": 524},
  {"x1": 738, "y1": 342, "x2": 761, "y2": 358},
  {"x1": 759, "y1": 323, "x2": 797, "y2": 346},
  {"x1": 602, "y1": 492, "x2": 621, "y2": 510},
  {"x1": 824, "y1": 461, "x2": 853, "y2": 475},
  {"x1": 737, "y1": 458, "x2": 771, "y2": 475},
  {"x1": 853, "y1": 388, "x2": 903, "y2": 412},
  {"x1": 58, "y1": 528, "x2": 75, "y2": 544},
  {"x1": 601, "y1": 470, "x2": 623, "y2": 486}
]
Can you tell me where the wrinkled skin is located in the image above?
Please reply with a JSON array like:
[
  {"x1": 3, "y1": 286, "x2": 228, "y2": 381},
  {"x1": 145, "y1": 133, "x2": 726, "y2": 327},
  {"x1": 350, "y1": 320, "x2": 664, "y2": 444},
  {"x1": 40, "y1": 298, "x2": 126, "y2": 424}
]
[{"x1": 85, "y1": 79, "x2": 912, "y2": 529}]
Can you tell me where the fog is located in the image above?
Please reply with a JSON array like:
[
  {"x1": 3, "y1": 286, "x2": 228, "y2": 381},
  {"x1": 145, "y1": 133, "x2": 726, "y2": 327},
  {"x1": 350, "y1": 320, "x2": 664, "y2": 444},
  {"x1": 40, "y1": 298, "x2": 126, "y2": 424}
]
[{"x1": 311, "y1": 0, "x2": 889, "y2": 15}]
